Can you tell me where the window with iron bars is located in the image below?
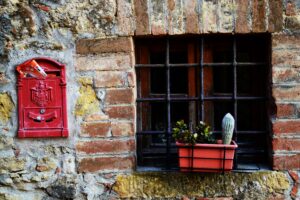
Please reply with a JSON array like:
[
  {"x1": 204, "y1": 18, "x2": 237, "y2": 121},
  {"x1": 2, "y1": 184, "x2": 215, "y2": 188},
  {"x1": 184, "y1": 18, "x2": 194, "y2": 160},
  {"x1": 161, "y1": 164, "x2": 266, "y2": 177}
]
[{"x1": 135, "y1": 35, "x2": 271, "y2": 171}]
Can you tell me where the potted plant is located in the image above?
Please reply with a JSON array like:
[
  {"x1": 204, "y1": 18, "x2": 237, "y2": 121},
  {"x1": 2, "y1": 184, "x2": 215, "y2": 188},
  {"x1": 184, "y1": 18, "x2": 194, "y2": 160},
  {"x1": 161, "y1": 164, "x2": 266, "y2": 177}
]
[{"x1": 172, "y1": 115, "x2": 238, "y2": 172}]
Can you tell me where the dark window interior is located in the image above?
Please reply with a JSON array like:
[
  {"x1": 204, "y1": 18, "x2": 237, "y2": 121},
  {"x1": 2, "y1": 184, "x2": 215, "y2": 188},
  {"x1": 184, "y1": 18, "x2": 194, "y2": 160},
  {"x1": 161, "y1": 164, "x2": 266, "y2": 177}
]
[{"x1": 135, "y1": 35, "x2": 271, "y2": 171}]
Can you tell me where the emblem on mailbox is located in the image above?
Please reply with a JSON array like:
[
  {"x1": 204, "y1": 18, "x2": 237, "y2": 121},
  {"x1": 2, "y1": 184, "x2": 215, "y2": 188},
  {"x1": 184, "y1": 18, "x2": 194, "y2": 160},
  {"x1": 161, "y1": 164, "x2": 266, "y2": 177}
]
[{"x1": 17, "y1": 57, "x2": 68, "y2": 138}]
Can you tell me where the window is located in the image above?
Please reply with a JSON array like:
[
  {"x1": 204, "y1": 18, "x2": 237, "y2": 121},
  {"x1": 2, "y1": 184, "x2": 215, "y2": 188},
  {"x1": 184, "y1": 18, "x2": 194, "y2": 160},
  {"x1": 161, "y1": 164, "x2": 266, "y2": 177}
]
[{"x1": 135, "y1": 35, "x2": 271, "y2": 171}]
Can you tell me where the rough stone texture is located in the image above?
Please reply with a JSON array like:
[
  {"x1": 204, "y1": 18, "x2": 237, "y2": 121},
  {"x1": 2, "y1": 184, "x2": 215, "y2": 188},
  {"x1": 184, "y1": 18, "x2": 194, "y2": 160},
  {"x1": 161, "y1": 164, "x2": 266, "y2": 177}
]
[
  {"x1": 0, "y1": 0, "x2": 300, "y2": 199},
  {"x1": 134, "y1": 0, "x2": 151, "y2": 35},
  {"x1": 75, "y1": 77, "x2": 100, "y2": 116},
  {"x1": 0, "y1": 93, "x2": 14, "y2": 124},
  {"x1": 252, "y1": 0, "x2": 266, "y2": 32},
  {"x1": 184, "y1": 0, "x2": 199, "y2": 33},
  {"x1": 151, "y1": 0, "x2": 167, "y2": 35},
  {"x1": 0, "y1": 135, "x2": 13, "y2": 150},
  {"x1": 0, "y1": 158, "x2": 25, "y2": 173},
  {"x1": 76, "y1": 37, "x2": 133, "y2": 54},
  {"x1": 113, "y1": 172, "x2": 289, "y2": 199},
  {"x1": 235, "y1": 0, "x2": 250, "y2": 33}
]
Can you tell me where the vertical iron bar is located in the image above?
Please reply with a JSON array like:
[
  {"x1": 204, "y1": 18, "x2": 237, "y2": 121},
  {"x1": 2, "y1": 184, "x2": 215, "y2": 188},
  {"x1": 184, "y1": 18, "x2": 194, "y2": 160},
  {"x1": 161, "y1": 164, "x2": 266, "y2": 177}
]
[
  {"x1": 166, "y1": 37, "x2": 171, "y2": 170},
  {"x1": 233, "y1": 37, "x2": 238, "y2": 168},
  {"x1": 200, "y1": 37, "x2": 204, "y2": 121}
]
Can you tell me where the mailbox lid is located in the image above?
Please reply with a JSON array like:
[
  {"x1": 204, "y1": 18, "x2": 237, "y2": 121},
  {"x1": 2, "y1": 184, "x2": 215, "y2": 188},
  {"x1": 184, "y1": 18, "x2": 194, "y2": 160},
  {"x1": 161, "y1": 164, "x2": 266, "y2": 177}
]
[{"x1": 23, "y1": 108, "x2": 63, "y2": 129}]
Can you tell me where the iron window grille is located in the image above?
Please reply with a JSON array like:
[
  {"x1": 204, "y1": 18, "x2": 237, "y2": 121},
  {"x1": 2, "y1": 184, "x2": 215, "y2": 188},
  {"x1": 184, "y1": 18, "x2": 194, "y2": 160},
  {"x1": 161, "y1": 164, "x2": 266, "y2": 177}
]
[{"x1": 135, "y1": 35, "x2": 271, "y2": 171}]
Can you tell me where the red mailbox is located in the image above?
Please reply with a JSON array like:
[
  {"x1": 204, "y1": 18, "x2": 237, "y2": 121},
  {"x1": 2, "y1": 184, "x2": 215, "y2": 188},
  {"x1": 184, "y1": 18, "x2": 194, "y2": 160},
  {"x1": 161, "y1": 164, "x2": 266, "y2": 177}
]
[{"x1": 17, "y1": 57, "x2": 68, "y2": 138}]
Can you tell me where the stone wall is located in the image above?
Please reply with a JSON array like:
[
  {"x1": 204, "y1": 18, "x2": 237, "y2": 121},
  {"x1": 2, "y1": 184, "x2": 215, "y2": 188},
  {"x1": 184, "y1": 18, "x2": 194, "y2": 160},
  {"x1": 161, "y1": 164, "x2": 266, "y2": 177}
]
[{"x1": 0, "y1": 0, "x2": 300, "y2": 199}]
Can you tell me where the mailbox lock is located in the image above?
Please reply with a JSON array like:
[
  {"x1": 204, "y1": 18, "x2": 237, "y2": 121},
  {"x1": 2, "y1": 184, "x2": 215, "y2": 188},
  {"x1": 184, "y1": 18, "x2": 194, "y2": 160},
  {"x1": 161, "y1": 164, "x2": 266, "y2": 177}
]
[{"x1": 40, "y1": 109, "x2": 45, "y2": 114}]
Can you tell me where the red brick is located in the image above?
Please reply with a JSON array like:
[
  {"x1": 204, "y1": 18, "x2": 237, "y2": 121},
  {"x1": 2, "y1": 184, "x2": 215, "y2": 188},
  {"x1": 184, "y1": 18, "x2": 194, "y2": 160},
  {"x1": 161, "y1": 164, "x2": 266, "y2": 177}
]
[
  {"x1": 80, "y1": 122, "x2": 111, "y2": 138},
  {"x1": 105, "y1": 106, "x2": 135, "y2": 120},
  {"x1": 151, "y1": 0, "x2": 167, "y2": 35},
  {"x1": 127, "y1": 71, "x2": 135, "y2": 87},
  {"x1": 267, "y1": 194, "x2": 285, "y2": 200},
  {"x1": 184, "y1": 0, "x2": 199, "y2": 33},
  {"x1": 111, "y1": 122, "x2": 134, "y2": 137},
  {"x1": 272, "y1": 67, "x2": 300, "y2": 83},
  {"x1": 273, "y1": 120, "x2": 300, "y2": 135},
  {"x1": 268, "y1": 0, "x2": 283, "y2": 32},
  {"x1": 273, "y1": 85, "x2": 300, "y2": 101},
  {"x1": 235, "y1": 0, "x2": 250, "y2": 33},
  {"x1": 273, "y1": 154, "x2": 300, "y2": 170},
  {"x1": 273, "y1": 138, "x2": 300, "y2": 151},
  {"x1": 76, "y1": 139, "x2": 135, "y2": 154},
  {"x1": 76, "y1": 53, "x2": 132, "y2": 72},
  {"x1": 134, "y1": 0, "x2": 150, "y2": 35},
  {"x1": 168, "y1": 0, "x2": 184, "y2": 35},
  {"x1": 105, "y1": 89, "x2": 134, "y2": 105},
  {"x1": 252, "y1": 0, "x2": 266, "y2": 32},
  {"x1": 95, "y1": 71, "x2": 126, "y2": 88},
  {"x1": 276, "y1": 104, "x2": 296, "y2": 118},
  {"x1": 272, "y1": 34, "x2": 300, "y2": 50},
  {"x1": 286, "y1": 2, "x2": 297, "y2": 16},
  {"x1": 202, "y1": 0, "x2": 217, "y2": 33},
  {"x1": 78, "y1": 156, "x2": 135, "y2": 172},
  {"x1": 272, "y1": 50, "x2": 300, "y2": 67},
  {"x1": 76, "y1": 37, "x2": 133, "y2": 54},
  {"x1": 289, "y1": 170, "x2": 300, "y2": 183}
]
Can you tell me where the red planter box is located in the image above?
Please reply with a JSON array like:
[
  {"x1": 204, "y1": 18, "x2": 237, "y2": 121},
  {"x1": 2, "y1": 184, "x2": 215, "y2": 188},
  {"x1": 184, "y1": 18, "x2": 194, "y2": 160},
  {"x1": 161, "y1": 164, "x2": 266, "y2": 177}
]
[{"x1": 176, "y1": 141, "x2": 238, "y2": 172}]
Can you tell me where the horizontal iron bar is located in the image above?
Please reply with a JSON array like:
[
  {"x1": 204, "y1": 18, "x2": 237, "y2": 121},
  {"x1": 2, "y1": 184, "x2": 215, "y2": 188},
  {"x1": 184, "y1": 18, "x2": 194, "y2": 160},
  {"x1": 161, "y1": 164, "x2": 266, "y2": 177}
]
[
  {"x1": 137, "y1": 96, "x2": 266, "y2": 102},
  {"x1": 135, "y1": 62, "x2": 267, "y2": 68}
]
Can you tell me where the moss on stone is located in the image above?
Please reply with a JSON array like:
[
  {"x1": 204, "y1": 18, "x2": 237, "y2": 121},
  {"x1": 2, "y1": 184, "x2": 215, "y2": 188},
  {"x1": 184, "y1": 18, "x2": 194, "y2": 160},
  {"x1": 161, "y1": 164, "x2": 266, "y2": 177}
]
[
  {"x1": 75, "y1": 77, "x2": 100, "y2": 116},
  {"x1": 0, "y1": 158, "x2": 25, "y2": 173},
  {"x1": 113, "y1": 172, "x2": 290, "y2": 199},
  {"x1": 0, "y1": 93, "x2": 14, "y2": 123}
]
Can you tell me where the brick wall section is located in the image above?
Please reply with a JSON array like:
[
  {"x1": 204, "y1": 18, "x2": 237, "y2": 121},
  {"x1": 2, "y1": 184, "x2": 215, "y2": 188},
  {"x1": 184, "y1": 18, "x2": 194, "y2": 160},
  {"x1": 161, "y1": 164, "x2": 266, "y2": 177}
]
[
  {"x1": 75, "y1": 37, "x2": 136, "y2": 173},
  {"x1": 272, "y1": 34, "x2": 300, "y2": 170},
  {"x1": 132, "y1": 0, "x2": 283, "y2": 34}
]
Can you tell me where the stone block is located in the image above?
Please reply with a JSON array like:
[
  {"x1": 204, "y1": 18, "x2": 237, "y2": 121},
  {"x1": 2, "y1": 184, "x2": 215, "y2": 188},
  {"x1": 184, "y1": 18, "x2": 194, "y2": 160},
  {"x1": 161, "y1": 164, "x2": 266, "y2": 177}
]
[
  {"x1": 0, "y1": 136, "x2": 13, "y2": 150},
  {"x1": 0, "y1": 158, "x2": 25, "y2": 173},
  {"x1": 0, "y1": 93, "x2": 14, "y2": 124}
]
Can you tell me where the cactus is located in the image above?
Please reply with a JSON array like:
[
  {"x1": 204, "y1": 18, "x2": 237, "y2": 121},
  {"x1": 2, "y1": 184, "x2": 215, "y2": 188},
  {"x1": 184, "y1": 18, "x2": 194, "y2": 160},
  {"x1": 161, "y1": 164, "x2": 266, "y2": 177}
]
[{"x1": 222, "y1": 113, "x2": 235, "y2": 144}]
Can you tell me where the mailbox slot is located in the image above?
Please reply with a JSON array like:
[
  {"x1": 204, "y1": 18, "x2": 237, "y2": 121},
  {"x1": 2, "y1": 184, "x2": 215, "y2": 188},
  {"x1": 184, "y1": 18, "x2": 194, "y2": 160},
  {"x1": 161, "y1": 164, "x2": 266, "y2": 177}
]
[{"x1": 17, "y1": 57, "x2": 68, "y2": 138}]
